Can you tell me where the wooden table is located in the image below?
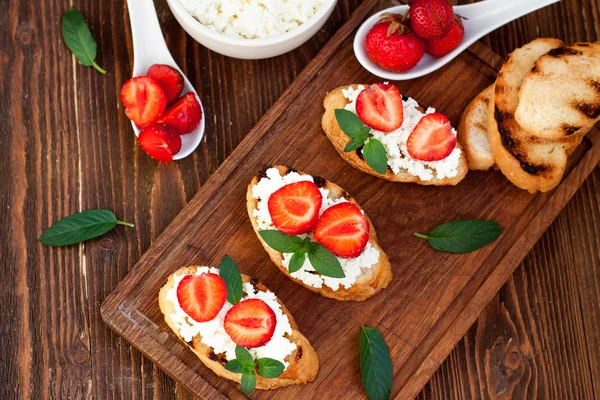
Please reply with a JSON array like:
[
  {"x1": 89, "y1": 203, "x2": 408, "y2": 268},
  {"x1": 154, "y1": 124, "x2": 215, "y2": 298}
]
[{"x1": 1, "y1": 0, "x2": 598, "y2": 398}]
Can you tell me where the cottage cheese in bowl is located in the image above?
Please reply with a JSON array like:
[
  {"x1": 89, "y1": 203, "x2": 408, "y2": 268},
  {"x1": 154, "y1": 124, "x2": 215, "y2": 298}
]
[{"x1": 178, "y1": 0, "x2": 334, "y2": 39}]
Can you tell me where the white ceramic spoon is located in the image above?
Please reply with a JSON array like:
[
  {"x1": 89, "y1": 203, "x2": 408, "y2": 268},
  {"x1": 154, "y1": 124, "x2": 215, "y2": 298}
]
[
  {"x1": 126, "y1": 0, "x2": 205, "y2": 160},
  {"x1": 354, "y1": 0, "x2": 561, "y2": 80}
]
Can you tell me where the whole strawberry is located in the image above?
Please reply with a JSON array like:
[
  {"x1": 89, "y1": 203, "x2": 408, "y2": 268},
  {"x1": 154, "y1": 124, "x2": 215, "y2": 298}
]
[
  {"x1": 365, "y1": 14, "x2": 425, "y2": 73},
  {"x1": 409, "y1": 0, "x2": 455, "y2": 41},
  {"x1": 425, "y1": 17, "x2": 465, "y2": 58}
]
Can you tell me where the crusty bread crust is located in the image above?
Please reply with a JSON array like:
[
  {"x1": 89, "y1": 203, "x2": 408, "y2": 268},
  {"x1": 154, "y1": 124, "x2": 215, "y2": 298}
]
[
  {"x1": 158, "y1": 266, "x2": 319, "y2": 390},
  {"x1": 321, "y1": 85, "x2": 469, "y2": 186},
  {"x1": 246, "y1": 165, "x2": 392, "y2": 302},
  {"x1": 458, "y1": 85, "x2": 495, "y2": 171}
]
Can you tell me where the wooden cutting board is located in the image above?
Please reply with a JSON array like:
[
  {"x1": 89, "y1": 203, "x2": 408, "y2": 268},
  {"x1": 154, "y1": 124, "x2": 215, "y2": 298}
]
[{"x1": 101, "y1": 0, "x2": 600, "y2": 398}]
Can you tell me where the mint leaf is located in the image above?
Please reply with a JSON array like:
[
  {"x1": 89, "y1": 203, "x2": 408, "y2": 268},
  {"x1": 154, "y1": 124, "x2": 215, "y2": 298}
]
[
  {"x1": 61, "y1": 9, "x2": 107, "y2": 74},
  {"x1": 307, "y1": 243, "x2": 345, "y2": 278},
  {"x1": 363, "y1": 139, "x2": 388, "y2": 175},
  {"x1": 360, "y1": 326, "x2": 392, "y2": 400},
  {"x1": 344, "y1": 136, "x2": 367, "y2": 152},
  {"x1": 259, "y1": 230, "x2": 305, "y2": 253},
  {"x1": 289, "y1": 248, "x2": 307, "y2": 273},
  {"x1": 224, "y1": 359, "x2": 245, "y2": 374},
  {"x1": 39, "y1": 209, "x2": 133, "y2": 246},
  {"x1": 241, "y1": 369, "x2": 257, "y2": 395},
  {"x1": 414, "y1": 219, "x2": 502, "y2": 254},
  {"x1": 219, "y1": 255, "x2": 243, "y2": 304},
  {"x1": 335, "y1": 109, "x2": 371, "y2": 138},
  {"x1": 256, "y1": 358, "x2": 285, "y2": 378},
  {"x1": 234, "y1": 345, "x2": 255, "y2": 368}
]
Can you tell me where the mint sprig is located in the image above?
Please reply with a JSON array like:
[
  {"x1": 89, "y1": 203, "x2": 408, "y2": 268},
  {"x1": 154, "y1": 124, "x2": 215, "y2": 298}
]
[
  {"x1": 414, "y1": 219, "x2": 503, "y2": 254},
  {"x1": 259, "y1": 230, "x2": 345, "y2": 278},
  {"x1": 335, "y1": 109, "x2": 388, "y2": 175},
  {"x1": 61, "y1": 9, "x2": 107, "y2": 74},
  {"x1": 219, "y1": 255, "x2": 243, "y2": 304},
  {"x1": 360, "y1": 326, "x2": 393, "y2": 400},
  {"x1": 225, "y1": 345, "x2": 285, "y2": 394}
]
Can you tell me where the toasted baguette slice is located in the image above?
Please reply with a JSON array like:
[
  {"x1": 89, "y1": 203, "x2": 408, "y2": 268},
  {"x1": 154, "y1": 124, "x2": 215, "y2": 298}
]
[
  {"x1": 159, "y1": 266, "x2": 319, "y2": 390},
  {"x1": 247, "y1": 165, "x2": 392, "y2": 301},
  {"x1": 322, "y1": 85, "x2": 468, "y2": 186},
  {"x1": 515, "y1": 42, "x2": 600, "y2": 138},
  {"x1": 487, "y1": 38, "x2": 582, "y2": 193},
  {"x1": 458, "y1": 85, "x2": 495, "y2": 170}
]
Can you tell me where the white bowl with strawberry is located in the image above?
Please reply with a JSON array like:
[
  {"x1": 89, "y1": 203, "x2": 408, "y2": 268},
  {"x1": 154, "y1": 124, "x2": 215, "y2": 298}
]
[{"x1": 120, "y1": 64, "x2": 205, "y2": 162}]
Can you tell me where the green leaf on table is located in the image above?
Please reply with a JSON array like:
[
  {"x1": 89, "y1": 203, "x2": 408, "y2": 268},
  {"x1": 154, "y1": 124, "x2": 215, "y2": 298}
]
[
  {"x1": 307, "y1": 243, "x2": 345, "y2": 278},
  {"x1": 414, "y1": 219, "x2": 503, "y2": 254},
  {"x1": 259, "y1": 230, "x2": 305, "y2": 253},
  {"x1": 256, "y1": 358, "x2": 285, "y2": 378},
  {"x1": 363, "y1": 139, "x2": 388, "y2": 175},
  {"x1": 288, "y1": 248, "x2": 307, "y2": 273},
  {"x1": 61, "y1": 9, "x2": 107, "y2": 74},
  {"x1": 241, "y1": 369, "x2": 257, "y2": 395},
  {"x1": 335, "y1": 109, "x2": 371, "y2": 138},
  {"x1": 219, "y1": 255, "x2": 243, "y2": 304},
  {"x1": 360, "y1": 326, "x2": 393, "y2": 400},
  {"x1": 39, "y1": 209, "x2": 133, "y2": 246}
]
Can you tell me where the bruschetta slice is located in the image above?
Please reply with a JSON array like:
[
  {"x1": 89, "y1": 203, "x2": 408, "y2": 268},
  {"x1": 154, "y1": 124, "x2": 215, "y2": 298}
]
[
  {"x1": 159, "y1": 264, "x2": 319, "y2": 392},
  {"x1": 322, "y1": 83, "x2": 468, "y2": 185},
  {"x1": 247, "y1": 165, "x2": 392, "y2": 301}
]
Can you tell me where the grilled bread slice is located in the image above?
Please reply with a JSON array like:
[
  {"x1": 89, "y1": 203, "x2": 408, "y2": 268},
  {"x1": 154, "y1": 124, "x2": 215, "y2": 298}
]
[
  {"x1": 322, "y1": 85, "x2": 468, "y2": 186},
  {"x1": 159, "y1": 266, "x2": 319, "y2": 390},
  {"x1": 247, "y1": 165, "x2": 392, "y2": 302},
  {"x1": 487, "y1": 38, "x2": 581, "y2": 193},
  {"x1": 458, "y1": 85, "x2": 495, "y2": 170},
  {"x1": 515, "y1": 42, "x2": 600, "y2": 139}
]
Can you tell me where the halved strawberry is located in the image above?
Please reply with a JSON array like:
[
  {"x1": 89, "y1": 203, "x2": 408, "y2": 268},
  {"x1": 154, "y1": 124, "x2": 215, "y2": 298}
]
[
  {"x1": 120, "y1": 76, "x2": 167, "y2": 128},
  {"x1": 268, "y1": 181, "x2": 322, "y2": 235},
  {"x1": 356, "y1": 83, "x2": 404, "y2": 133},
  {"x1": 177, "y1": 273, "x2": 227, "y2": 323},
  {"x1": 137, "y1": 124, "x2": 182, "y2": 162},
  {"x1": 406, "y1": 112, "x2": 456, "y2": 161},
  {"x1": 224, "y1": 298, "x2": 277, "y2": 348},
  {"x1": 147, "y1": 64, "x2": 184, "y2": 104},
  {"x1": 313, "y1": 202, "x2": 370, "y2": 258},
  {"x1": 157, "y1": 92, "x2": 202, "y2": 134}
]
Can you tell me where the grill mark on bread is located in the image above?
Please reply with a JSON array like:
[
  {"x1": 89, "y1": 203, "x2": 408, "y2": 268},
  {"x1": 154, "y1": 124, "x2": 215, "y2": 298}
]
[
  {"x1": 562, "y1": 124, "x2": 580, "y2": 135},
  {"x1": 548, "y1": 47, "x2": 582, "y2": 57},
  {"x1": 313, "y1": 176, "x2": 327, "y2": 188},
  {"x1": 296, "y1": 346, "x2": 303, "y2": 361},
  {"x1": 257, "y1": 165, "x2": 273, "y2": 179},
  {"x1": 208, "y1": 350, "x2": 228, "y2": 365},
  {"x1": 575, "y1": 101, "x2": 600, "y2": 119}
]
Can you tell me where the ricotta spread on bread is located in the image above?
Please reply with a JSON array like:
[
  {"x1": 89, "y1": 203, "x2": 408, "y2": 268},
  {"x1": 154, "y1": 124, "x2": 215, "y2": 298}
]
[
  {"x1": 342, "y1": 85, "x2": 461, "y2": 181},
  {"x1": 252, "y1": 167, "x2": 380, "y2": 291},
  {"x1": 164, "y1": 266, "x2": 297, "y2": 367}
]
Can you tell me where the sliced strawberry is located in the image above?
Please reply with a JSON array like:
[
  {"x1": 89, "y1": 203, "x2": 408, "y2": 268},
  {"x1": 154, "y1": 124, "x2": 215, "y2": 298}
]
[
  {"x1": 137, "y1": 124, "x2": 182, "y2": 162},
  {"x1": 406, "y1": 112, "x2": 456, "y2": 161},
  {"x1": 177, "y1": 273, "x2": 227, "y2": 323},
  {"x1": 356, "y1": 83, "x2": 404, "y2": 133},
  {"x1": 313, "y1": 202, "x2": 370, "y2": 258},
  {"x1": 120, "y1": 76, "x2": 167, "y2": 128},
  {"x1": 157, "y1": 92, "x2": 202, "y2": 135},
  {"x1": 224, "y1": 298, "x2": 277, "y2": 348},
  {"x1": 147, "y1": 64, "x2": 184, "y2": 104},
  {"x1": 268, "y1": 181, "x2": 322, "y2": 235}
]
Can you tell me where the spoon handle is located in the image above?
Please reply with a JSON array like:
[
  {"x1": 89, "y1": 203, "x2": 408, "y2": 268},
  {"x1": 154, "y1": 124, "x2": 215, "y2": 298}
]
[
  {"x1": 126, "y1": 0, "x2": 175, "y2": 74},
  {"x1": 455, "y1": 0, "x2": 561, "y2": 23}
]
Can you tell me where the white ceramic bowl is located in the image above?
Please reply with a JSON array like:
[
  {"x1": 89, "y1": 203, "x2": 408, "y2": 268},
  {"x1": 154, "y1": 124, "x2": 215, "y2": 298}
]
[{"x1": 166, "y1": 0, "x2": 338, "y2": 59}]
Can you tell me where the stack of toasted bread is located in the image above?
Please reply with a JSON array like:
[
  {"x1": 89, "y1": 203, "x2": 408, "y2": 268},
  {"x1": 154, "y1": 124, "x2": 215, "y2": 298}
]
[{"x1": 459, "y1": 39, "x2": 600, "y2": 192}]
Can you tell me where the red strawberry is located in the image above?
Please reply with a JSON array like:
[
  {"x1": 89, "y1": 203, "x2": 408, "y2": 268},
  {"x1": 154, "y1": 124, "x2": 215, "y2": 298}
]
[
  {"x1": 177, "y1": 273, "x2": 227, "y2": 323},
  {"x1": 409, "y1": 0, "x2": 455, "y2": 41},
  {"x1": 313, "y1": 202, "x2": 370, "y2": 259},
  {"x1": 365, "y1": 15, "x2": 425, "y2": 73},
  {"x1": 137, "y1": 124, "x2": 182, "y2": 162},
  {"x1": 157, "y1": 92, "x2": 203, "y2": 134},
  {"x1": 268, "y1": 181, "x2": 322, "y2": 235},
  {"x1": 147, "y1": 64, "x2": 184, "y2": 104},
  {"x1": 224, "y1": 299, "x2": 277, "y2": 348},
  {"x1": 356, "y1": 83, "x2": 404, "y2": 133},
  {"x1": 120, "y1": 76, "x2": 167, "y2": 128},
  {"x1": 425, "y1": 17, "x2": 465, "y2": 58},
  {"x1": 406, "y1": 112, "x2": 456, "y2": 161}
]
